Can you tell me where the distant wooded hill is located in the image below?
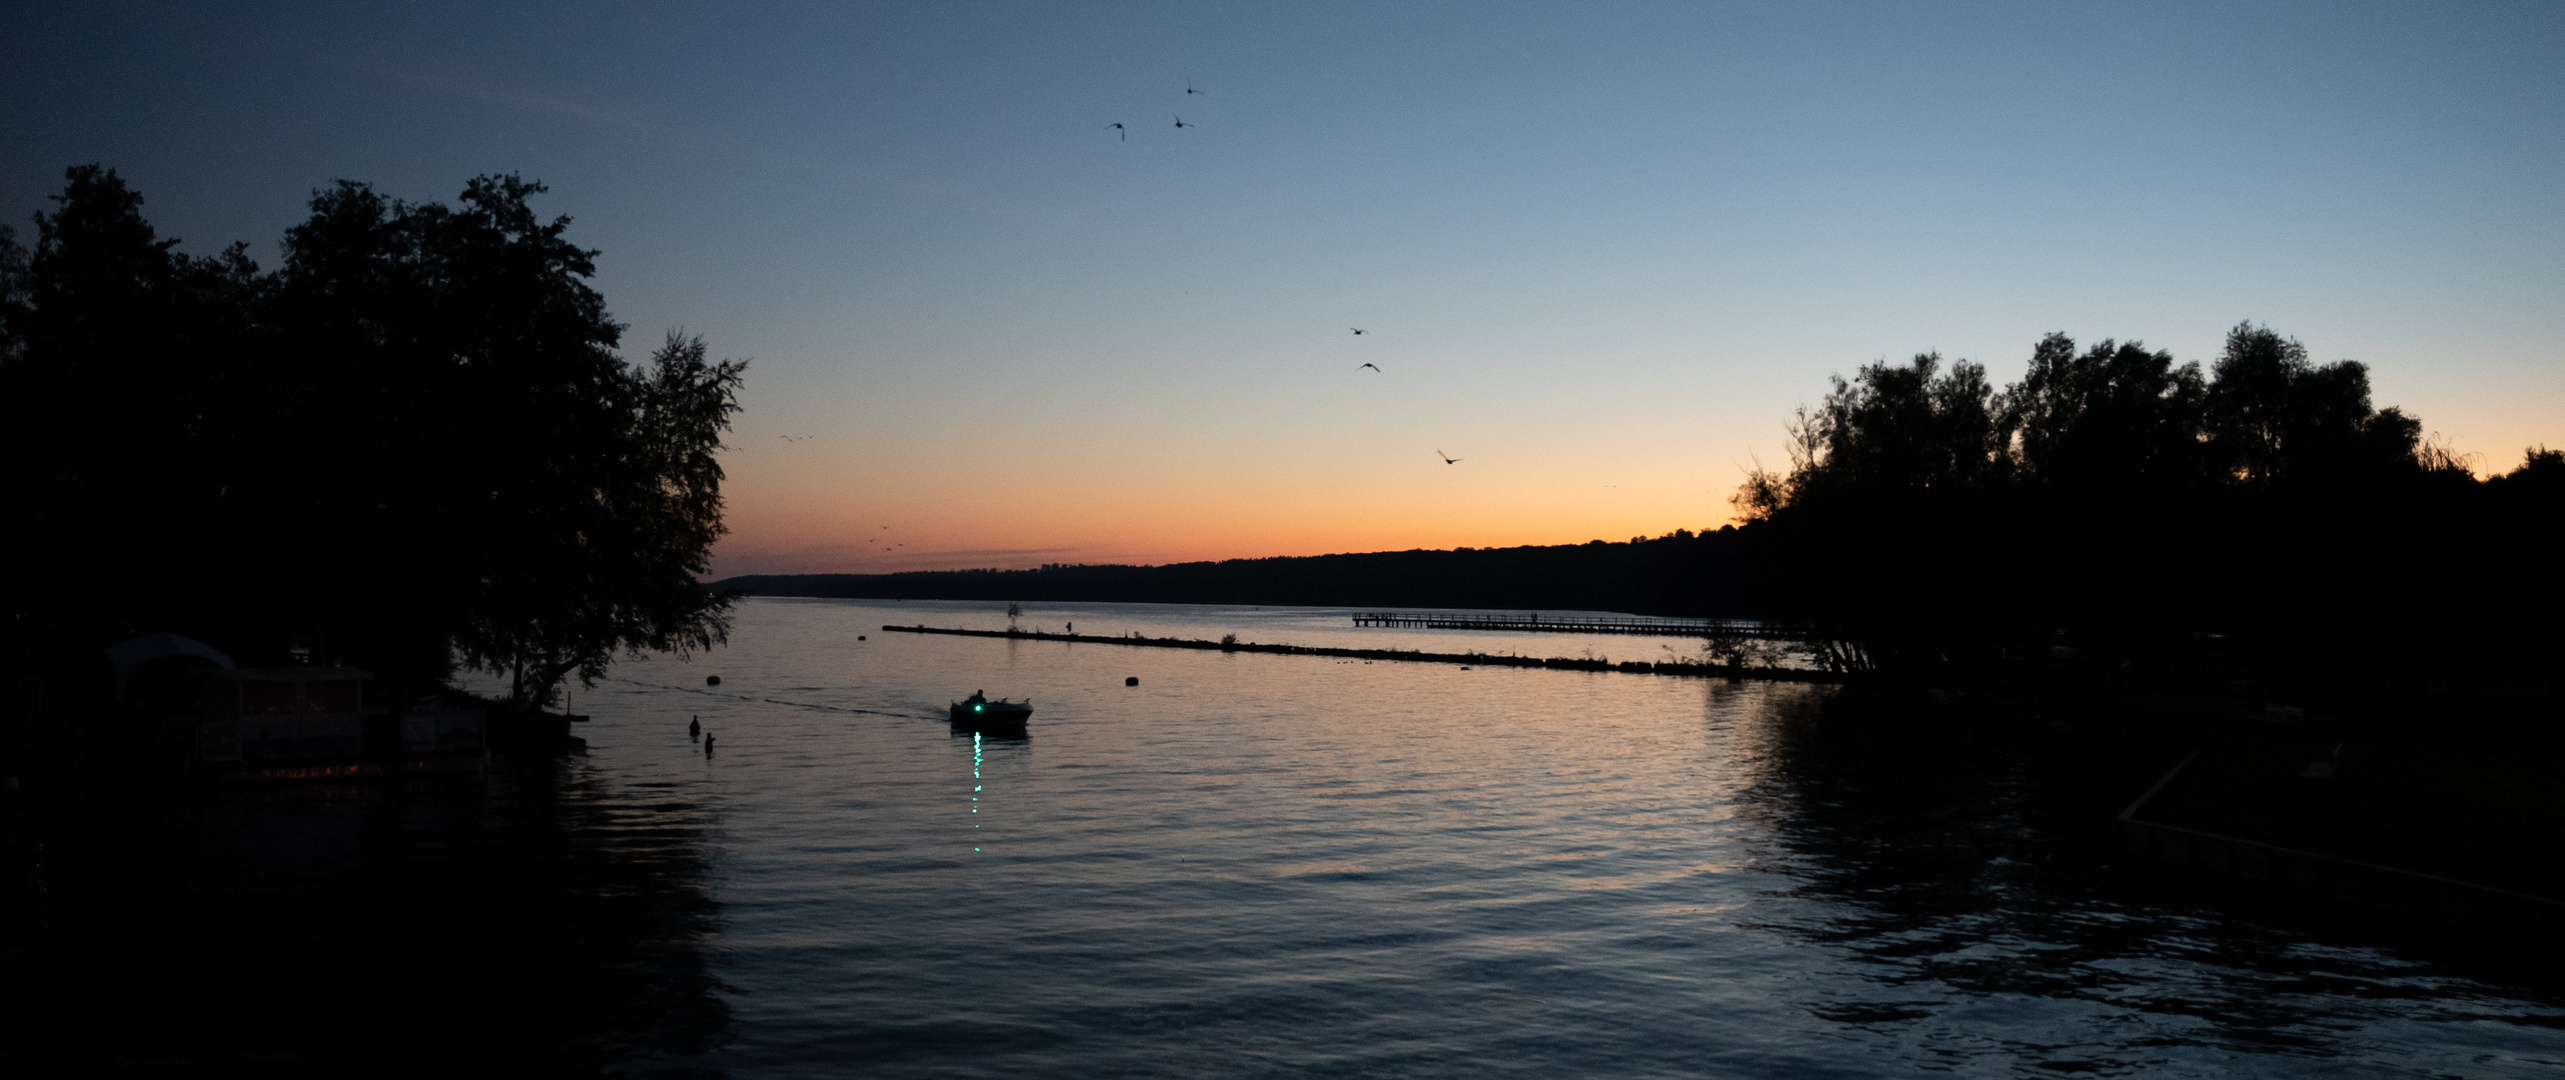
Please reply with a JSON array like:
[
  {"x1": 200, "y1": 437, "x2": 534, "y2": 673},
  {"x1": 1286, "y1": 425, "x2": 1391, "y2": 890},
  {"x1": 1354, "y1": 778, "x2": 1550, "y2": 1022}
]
[{"x1": 712, "y1": 529, "x2": 1748, "y2": 616}]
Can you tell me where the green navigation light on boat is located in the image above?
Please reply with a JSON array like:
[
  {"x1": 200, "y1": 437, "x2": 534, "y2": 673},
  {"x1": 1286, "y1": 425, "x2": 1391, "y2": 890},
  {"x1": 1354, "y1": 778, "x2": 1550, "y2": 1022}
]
[{"x1": 950, "y1": 690, "x2": 1032, "y2": 732}]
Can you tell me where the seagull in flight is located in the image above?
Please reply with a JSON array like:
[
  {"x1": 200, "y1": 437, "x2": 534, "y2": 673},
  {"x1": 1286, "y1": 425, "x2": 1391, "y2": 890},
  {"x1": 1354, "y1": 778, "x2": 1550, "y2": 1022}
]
[
  {"x1": 1350, "y1": 328, "x2": 1365, "y2": 335},
  {"x1": 1437, "y1": 450, "x2": 1463, "y2": 465},
  {"x1": 1186, "y1": 76, "x2": 1202, "y2": 95},
  {"x1": 1358, "y1": 363, "x2": 1382, "y2": 373},
  {"x1": 1107, "y1": 122, "x2": 1125, "y2": 141},
  {"x1": 1172, "y1": 113, "x2": 1193, "y2": 129}
]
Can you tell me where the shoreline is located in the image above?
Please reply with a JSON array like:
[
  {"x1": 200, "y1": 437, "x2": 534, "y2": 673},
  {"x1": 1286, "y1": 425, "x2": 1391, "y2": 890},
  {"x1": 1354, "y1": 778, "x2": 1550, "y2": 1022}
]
[{"x1": 878, "y1": 624, "x2": 1846, "y2": 683}]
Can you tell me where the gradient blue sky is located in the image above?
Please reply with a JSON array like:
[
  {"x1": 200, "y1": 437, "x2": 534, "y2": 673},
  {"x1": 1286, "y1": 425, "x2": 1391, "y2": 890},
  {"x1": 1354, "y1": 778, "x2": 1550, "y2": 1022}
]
[{"x1": 7, "y1": 2, "x2": 2560, "y2": 575}]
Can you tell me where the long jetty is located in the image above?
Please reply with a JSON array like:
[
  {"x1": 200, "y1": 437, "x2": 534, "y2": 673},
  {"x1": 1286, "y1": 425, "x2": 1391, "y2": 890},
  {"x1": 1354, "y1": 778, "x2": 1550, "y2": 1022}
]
[
  {"x1": 1348, "y1": 611, "x2": 1791, "y2": 638},
  {"x1": 879, "y1": 624, "x2": 1843, "y2": 683}
]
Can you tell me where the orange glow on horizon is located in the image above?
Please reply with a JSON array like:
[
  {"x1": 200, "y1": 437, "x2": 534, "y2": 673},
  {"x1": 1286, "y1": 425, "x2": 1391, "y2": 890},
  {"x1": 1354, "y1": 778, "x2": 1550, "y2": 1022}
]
[{"x1": 708, "y1": 439, "x2": 1748, "y2": 577}]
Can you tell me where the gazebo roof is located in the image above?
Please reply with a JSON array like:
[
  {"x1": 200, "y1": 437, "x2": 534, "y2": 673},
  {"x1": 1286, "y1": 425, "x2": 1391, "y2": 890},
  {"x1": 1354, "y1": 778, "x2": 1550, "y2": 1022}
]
[{"x1": 105, "y1": 633, "x2": 234, "y2": 699}]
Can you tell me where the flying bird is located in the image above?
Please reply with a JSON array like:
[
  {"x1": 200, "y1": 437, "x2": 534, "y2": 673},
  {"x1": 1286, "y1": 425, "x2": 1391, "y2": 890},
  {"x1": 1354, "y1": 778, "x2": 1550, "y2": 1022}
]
[
  {"x1": 1437, "y1": 450, "x2": 1463, "y2": 465},
  {"x1": 1173, "y1": 113, "x2": 1193, "y2": 129},
  {"x1": 1350, "y1": 328, "x2": 1365, "y2": 335},
  {"x1": 1186, "y1": 76, "x2": 1202, "y2": 95},
  {"x1": 1358, "y1": 363, "x2": 1382, "y2": 373},
  {"x1": 1107, "y1": 122, "x2": 1125, "y2": 140}
]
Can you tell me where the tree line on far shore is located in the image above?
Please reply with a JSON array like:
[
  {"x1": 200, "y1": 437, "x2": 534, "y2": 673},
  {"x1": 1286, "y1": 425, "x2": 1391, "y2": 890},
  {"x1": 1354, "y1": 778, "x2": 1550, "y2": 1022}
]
[
  {"x1": 1731, "y1": 325, "x2": 2561, "y2": 684},
  {"x1": 0, "y1": 166, "x2": 743, "y2": 707},
  {"x1": 717, "y1": 529, "x2": 1748, "y2": 617}
]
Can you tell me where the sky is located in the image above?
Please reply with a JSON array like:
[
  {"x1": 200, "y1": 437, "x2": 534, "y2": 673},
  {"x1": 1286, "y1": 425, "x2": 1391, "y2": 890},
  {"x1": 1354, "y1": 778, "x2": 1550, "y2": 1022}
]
[{"x1": 6, "y1": 1, "x2": 2560, "y2": 576}]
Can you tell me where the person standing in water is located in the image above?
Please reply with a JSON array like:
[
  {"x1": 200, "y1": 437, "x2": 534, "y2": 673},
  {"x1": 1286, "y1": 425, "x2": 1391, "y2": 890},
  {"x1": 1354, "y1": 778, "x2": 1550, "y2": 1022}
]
[
  {"x1": 689, "y1": 715, "x2": 700, "y2": 741},
  {"x1": 704, "y1": 734, "x2": 715, "y2": 758}
]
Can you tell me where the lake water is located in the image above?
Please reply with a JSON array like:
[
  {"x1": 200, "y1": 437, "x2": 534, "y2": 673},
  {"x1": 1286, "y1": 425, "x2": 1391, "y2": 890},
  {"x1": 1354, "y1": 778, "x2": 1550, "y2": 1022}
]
[{"x1": 6, "y1": 597, "x2": 2561, "y2": 1076}]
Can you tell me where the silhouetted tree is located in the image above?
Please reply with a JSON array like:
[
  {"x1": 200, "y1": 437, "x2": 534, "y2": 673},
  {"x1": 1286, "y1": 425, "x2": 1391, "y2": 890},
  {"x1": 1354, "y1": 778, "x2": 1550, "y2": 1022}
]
[
  {"x1": 0, "y1": 224, "x2": 25, "y2": 359},
  {"x1": 2009, "y1": 334, "x2": 2209, "y2": 490},
  {"x1": 2205, "y1": 323, "x2": 2429, "y2": 487},
  {"x1": 1735, "y1": 353, "x2": 2015, "y2": 672},
  {"x1": 2000, "y1": 335, "x2": 2215, "y2": 651},
  {"x1": 2483, "y1": 449, "x2": 2564, "y2": 682},
  {"x1": 0, "y1": 167, "x2": 744, "y2": 708},
  {"x1": 448, "y1": 331, "x2": 745, "y2": 703},
  {"x1": 1734, "y1": 323, "x2": 2540, "y2": 685},
  {"x1": 0, "y1": 167, "x2": 266, "y2": 632}
]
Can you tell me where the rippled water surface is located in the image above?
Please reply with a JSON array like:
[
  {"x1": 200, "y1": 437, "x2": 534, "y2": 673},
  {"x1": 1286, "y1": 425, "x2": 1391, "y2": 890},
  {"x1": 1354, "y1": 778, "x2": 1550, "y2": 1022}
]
[
  {"x1": 616, "y1": 600, "x2": 2565, "y2": 1077},
  {"x1": 8, "y1": 597, "x2": 2562, "y2": 1076}
]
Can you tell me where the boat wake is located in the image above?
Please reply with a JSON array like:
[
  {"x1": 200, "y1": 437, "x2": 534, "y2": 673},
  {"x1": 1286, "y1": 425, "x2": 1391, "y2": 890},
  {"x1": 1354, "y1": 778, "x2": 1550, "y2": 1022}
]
[{"x1": 613, "y1": 677, "x2": 914, "y2": 719}]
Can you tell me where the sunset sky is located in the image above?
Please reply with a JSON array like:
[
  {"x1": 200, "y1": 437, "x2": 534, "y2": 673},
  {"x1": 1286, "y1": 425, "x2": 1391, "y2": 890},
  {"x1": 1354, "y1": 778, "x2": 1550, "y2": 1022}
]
[{"x1": 7, "y1": 2, "x2": 2560, "y2": 576}]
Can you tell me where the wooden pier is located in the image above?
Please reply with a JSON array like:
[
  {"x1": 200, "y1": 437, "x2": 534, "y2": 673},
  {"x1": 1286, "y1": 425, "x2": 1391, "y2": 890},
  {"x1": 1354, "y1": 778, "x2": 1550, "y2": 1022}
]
[{"x1": 1348, "y1": 612, "x2": 1791, "y2": 638}]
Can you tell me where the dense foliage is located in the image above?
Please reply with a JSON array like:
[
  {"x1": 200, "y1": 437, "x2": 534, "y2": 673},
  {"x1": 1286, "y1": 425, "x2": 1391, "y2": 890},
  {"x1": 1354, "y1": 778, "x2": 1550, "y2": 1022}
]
[
  {"x1": 1735, "y1": 327, "x2": 2559, "y2": 683},
  {"x1": 0, "y1": 166, "x2": 744, "y2": 705}
]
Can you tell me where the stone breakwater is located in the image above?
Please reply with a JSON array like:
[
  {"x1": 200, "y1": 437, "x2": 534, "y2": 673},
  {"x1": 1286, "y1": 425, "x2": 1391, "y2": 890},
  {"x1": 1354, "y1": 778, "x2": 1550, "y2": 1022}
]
[{"x1": 879, "y1": 624, "x2": 1844, "y2": 683}]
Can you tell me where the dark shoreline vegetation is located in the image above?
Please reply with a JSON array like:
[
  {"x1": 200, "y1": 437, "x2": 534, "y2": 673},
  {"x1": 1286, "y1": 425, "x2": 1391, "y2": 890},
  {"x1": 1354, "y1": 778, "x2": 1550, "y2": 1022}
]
[
  {"x1": 717, "y1": 529, "x2": 1747, "y2": 617},
  {"x1": 2, "y1": 163, "x2": 2561, "y2": 1076},
  {"x1": 0, "y1": 166, "x2": 744, "y2": 757},
  {"x1": 1730, "y1": 331, "x2": 2560, "y2": 689}
]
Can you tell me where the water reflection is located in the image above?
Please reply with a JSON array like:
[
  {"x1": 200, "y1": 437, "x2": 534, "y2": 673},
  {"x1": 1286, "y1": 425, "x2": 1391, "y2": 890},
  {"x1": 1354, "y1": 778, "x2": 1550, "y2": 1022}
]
[
  {"x1": 663, "y1": 599, "x2": 2565, "y2": 1077},
  {"x1": 0, "y1": 759, "x2": 729, "y2": 1074},
  {"x1": 66, "y1": 599, "x2": 2544, "y2": 1076},
  {"x1": 955, "y1": 728, "x2": 1030, "y2": 856},
  {"x1": 1734, "y1": 691, "x2": 2565, "y2": 1070}
]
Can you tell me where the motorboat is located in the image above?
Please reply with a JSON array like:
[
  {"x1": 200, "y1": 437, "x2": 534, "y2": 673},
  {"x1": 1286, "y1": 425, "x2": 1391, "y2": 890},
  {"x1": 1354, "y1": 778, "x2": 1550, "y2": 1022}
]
[{"x1": 950, "y1": 691, "x2": 1032, "y2": 731}]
